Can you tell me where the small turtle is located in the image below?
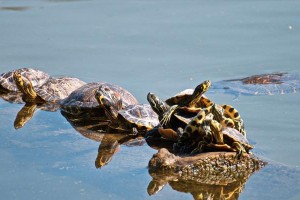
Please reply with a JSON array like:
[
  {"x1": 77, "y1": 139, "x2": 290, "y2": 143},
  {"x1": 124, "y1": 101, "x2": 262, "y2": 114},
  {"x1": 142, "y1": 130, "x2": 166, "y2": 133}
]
[
  {"x1": 165, "y1": 80, "x2": 211, "y2": 109},
  {"x1": 0, "y1": 68, "x2": 50, "y2": 92},
  {"x1": 95, "y1": 85, "x2": 159, "y2": 134},
  {"x1": 174, "y1": 110, "x2": 253, "y2": 157},
  {"x1": 13, "y1": 71, "x2": 86, "y2": 103},
  {"x1": 210, "y1": 72, "x2": 300, "y2": 96}
]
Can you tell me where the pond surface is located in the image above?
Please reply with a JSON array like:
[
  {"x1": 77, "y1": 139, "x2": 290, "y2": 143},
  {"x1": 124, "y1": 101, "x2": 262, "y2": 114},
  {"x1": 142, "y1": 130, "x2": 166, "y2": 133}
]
[{"x1": 1, "y1": 0, "x2": 300, "y2": 199}]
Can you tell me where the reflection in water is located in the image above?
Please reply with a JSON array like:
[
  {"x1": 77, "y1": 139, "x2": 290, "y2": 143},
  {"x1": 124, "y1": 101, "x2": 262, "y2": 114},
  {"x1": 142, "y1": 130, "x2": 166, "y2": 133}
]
[
  {"x1": 147, "y1": 148, "x2": 266, "y2": 200},
  {"x1": 14, "y1": 103, "x2": 37, "y2": 129},
  {"x1": 13, "y1": 102, "x2": 60, "y2": 129},
  {"x1": 0, "y1": 7, "x2": 30, "y2": 12},
  {"x1": 61, "y1": 111, "x2": 145, "y2": 168}
]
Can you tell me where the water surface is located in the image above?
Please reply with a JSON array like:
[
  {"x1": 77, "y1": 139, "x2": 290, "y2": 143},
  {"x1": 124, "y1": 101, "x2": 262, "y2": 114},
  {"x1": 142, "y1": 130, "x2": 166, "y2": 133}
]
[{"x1": 1, "y1": 0, "x2": 300, "y2": 199}]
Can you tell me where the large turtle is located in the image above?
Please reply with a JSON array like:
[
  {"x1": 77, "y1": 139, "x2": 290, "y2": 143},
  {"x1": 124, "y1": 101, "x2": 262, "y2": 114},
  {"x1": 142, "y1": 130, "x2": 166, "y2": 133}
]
[
  {"x1": 0, "y1": 68, "x2": 50, "y2": 93},
  {"x1": 13, "y1": 71, "x2": 86, "y2": 103},
  {"x1": 95, "y1": 85, "x2": 159, "y2": 134},
  {"x1": 211, "y1": 72, "x2": 300, "y2": 96},
  {"x1": 60, "y1": 82, "x2": 138, "y2": 116}
]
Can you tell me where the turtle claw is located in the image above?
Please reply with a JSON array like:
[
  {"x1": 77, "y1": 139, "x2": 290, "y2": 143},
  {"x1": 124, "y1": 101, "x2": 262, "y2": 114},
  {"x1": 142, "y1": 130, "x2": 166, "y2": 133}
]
[{"x1": 160, "y1": 105, "x2": 178, "y2": 127}]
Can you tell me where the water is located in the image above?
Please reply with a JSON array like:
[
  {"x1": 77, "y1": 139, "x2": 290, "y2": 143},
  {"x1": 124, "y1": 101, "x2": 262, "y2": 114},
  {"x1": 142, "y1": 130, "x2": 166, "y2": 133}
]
[{"x1": 1, "y1": 0, "x2": 300, "y2": 199}]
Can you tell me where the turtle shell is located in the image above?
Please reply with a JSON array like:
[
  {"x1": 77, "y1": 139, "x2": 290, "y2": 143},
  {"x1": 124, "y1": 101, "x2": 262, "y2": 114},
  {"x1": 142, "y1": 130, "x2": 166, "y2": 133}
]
[
  {"x1": 0, "y1": 91, "x2": 23, "y2": 104},
  {"x1": 211, "y1": 72, "x2": 300, "y2": 96},
  {"x1": 222, "y1": 127, "x2": 253, "y2": 151},
  {"x1": 61, "y1": 82, "x2": 138, "y2": 116},
  {"x1": 0, "y1": 68, "x2": 50, "y2": 92},
  {"x1": 35, "y1": 76, "x2": 86, "y2": 102},
  {"x1": 118, "y1": 104, "x2": 159, "y2": 131},
  {"x1": 165, "y1": 89, "x2": 194, "y2": 105}
]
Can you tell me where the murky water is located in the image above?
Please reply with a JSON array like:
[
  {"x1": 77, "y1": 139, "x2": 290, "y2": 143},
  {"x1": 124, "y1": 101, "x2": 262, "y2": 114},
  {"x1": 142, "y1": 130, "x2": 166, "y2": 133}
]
[{"x1": 1, "y1": 0, "x2": 300, "y2": 199}]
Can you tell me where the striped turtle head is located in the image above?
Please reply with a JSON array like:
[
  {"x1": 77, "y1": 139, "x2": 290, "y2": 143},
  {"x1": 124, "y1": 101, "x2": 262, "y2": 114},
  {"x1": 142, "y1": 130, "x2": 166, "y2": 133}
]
[
  {"x1": 147, "y1": 93, "x2": 170, "y2": 117},
  {"x1": 95, "y1": 84, "x2": 122, "y2": 120},
  {"x1": 188, "y1": 80, "x2": 211, "y2": 106}
]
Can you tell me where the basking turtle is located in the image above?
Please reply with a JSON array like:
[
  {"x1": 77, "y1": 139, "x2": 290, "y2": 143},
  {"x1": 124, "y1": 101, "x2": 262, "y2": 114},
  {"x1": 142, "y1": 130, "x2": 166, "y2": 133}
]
[
  {"x1": 174, "y1": 109, "x2": 253, "y2": 157},
  {"x1": 165, "y1": 80, "x2": 211, "y2": 109},
  {"x1": 0, "y1": 68, "x2": 50, "y2": 93},
  {"x1": 95, "y1": 85, "x2": 159, "y2": 134},
  {"x1": 211, "y1": 72, "x2": 300, "y2": 96},
  {"x1": 60, "y1": 82, "x2": 138, "y2": 116},
  {"x1": 13, "y1": 71, "x2": 86, "y2": 103}
]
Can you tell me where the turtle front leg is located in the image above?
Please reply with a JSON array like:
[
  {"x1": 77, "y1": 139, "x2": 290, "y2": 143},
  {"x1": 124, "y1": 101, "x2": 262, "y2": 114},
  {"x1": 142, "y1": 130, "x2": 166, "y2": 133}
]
[{"x1": 232, "y1": 141, "x2": 247, "y2": 159}]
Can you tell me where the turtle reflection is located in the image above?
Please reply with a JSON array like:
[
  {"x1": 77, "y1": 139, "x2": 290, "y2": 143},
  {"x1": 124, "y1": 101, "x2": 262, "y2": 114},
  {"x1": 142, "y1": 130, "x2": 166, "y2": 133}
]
[{"x1": 61, "y1": 111, "x2": 145, "y2": 168}]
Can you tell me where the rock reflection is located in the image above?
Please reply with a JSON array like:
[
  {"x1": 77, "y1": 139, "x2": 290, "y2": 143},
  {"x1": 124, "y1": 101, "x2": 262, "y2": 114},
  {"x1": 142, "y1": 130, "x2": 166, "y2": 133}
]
[
  {"x1": 147, "y1": 148, "x2": 266, "y2": 199},
  {"x1": 61, "y1": 111, "x2": 145, "y2": 168}
]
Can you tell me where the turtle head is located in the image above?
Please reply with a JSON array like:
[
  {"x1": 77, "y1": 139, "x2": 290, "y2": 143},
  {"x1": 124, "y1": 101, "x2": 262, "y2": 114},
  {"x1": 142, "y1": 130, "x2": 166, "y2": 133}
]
[
  {"x1": 194, "y1": 80, "x2": 211, "y2": 95},
  {"x1": 189, "y1": 80, "x2": 211, "y2": 106},
  {"x1": 13, "y1": 71, "x2": 37, "y2": 101},
  {"x1": 13, "y1": 71, "x2": 25, "y2": 93},
  {"x1": 147, "y1": 93, "x2": 170, "y2": 117},
  {"x1": 95, "y1": 85, "x2": 122, "y2": 121}
]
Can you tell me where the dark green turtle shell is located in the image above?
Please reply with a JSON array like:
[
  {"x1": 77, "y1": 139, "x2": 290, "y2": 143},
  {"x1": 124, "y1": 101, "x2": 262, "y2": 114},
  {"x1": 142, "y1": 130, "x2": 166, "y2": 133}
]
[
  {"x1": 0, "y1": 68, "x2": 50, "y2": 92},
  {"x1": 61, "y1": 82, "x2": 138, "y2": 116},
  {"x1": 117, "y1": 104, "x2": 159, "y2": 131}
]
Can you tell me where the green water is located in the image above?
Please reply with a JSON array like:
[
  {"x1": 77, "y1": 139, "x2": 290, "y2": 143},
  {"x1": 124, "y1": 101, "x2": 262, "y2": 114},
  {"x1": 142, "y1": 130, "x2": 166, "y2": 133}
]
[{"x1": 1, "y1": 0, "x2": 300, "y2": 199}]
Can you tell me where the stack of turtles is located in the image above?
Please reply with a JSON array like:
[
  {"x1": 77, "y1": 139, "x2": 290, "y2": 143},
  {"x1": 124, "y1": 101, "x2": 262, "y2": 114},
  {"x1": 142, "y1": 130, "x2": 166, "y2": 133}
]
[{"x1": 147, "y1": 80, "x2": 252, "y2": 158}]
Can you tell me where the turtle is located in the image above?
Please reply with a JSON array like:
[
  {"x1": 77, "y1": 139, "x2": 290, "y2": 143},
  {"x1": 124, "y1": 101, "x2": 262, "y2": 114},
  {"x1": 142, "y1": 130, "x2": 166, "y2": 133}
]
[
  {"x1": 210, "y1": 72, "x2": 300, "y2": 96},
  {"x1": 158, "y1": 80, "x2": 242, "y2": 132},
  {"x1": 147, "y1": 91, "x2": 245, "y2": 140},
  {"x1": 0, "y1": 68, "x2": 50, "y2": 93},
  {"x1": 13, "y1": 71, "x2": 86, "y2": 103},
  {"x1": 95, "y1": 85, "x2": 159, "y2": 134},
  {"x1": 60, "y1": 82, "x2": 138, "y2": 116},
  {"x1": 174, "y1": 109, "x2": 253, "y2": 158}
]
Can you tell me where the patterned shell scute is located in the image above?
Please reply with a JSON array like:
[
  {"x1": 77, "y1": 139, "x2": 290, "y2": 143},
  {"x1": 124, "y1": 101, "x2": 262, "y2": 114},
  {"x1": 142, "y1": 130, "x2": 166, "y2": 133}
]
[
  {"x1": 0, "y1": 68, "x2": 50, "y2": 92},
  {"x1": 60, "y1": 82, "x2": 138, "y2": 115},
  {"x1": 61, "y1": 82, "x2": 104, "y2": 109},
  {"x1": 102, "y1": 82, "x2": 138, "y2": 107},
  {"x1": 222, "y1": 127, "x2": 250, "y2": 145},
  {"x1": 165, "y1": 89, "x2": 194, "y2": 105},
  {"x1": 35, "y1": 77, "x2": 86, "y2": 102},
  {"x1": 118, "y1": 104, "x2": 159, "y2": 128}
]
